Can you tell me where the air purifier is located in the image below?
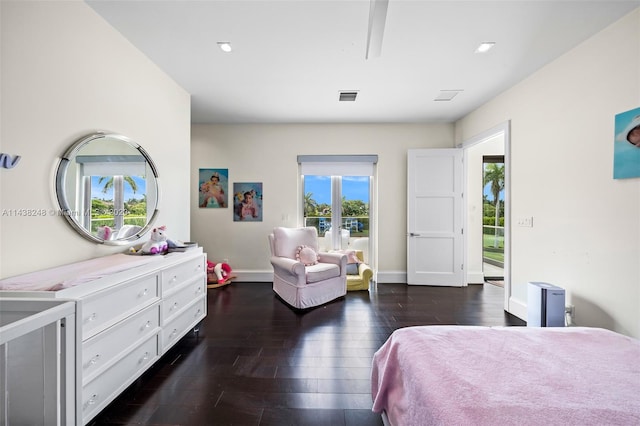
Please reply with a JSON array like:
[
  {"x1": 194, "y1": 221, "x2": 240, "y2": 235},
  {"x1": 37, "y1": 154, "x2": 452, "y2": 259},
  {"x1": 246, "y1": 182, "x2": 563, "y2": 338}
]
[{"x1": 527, "y1": 282, "x2": 565, "y2": 327}]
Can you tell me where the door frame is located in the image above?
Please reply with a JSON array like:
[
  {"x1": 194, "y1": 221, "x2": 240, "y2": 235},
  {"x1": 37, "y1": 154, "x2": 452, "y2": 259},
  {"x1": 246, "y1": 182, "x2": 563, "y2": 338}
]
[{"x1": 459, "y1": 121, "x2": 512, "y2": 312}]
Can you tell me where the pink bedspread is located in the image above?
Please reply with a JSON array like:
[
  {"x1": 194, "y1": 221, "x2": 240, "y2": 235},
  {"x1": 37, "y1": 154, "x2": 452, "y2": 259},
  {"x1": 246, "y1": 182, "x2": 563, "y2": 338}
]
[
  {"x1": 0, "y1": 254, "x2": 163, "y2": 291},
  {"x1": 371, "y1": 326, "x2": 640, "y2": 426}
]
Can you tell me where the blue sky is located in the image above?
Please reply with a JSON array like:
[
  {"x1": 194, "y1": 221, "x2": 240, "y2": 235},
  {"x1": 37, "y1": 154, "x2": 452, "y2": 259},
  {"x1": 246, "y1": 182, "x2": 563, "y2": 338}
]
[
  {"x1": 304, "y1": 176, "x2": 369, "y2": 205},
  {"x1": 484, "y1": 183, "x2": 505, "y2": 202},
  {"x1": 91, "y1": 176, "x2": 146, "y2": 201}
]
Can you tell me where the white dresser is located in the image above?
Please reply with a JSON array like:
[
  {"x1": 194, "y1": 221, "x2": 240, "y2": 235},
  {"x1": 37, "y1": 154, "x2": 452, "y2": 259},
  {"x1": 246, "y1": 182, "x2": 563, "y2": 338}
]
[{"x1": 0, "y1": 249, "x2": 207, "y2": 425}]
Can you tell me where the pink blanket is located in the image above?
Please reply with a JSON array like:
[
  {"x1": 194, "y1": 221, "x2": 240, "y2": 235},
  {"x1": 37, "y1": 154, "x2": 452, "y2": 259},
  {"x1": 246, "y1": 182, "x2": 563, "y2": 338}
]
[
  {"x1": 0, "y1": 254, "x2": 163, "y2": 291},
  {"x1": 371, "y1": 326, "x2": 640, "y2": 426}
]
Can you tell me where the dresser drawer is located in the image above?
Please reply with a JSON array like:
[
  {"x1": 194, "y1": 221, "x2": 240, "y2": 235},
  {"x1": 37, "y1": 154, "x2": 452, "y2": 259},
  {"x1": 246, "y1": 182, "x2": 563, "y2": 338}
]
[
  {"x1": 82, "y1": 334, "x2": 158, "y2": 423},
  {"x1": 82, "y1": 303, "x2": 160, "y2": 384},
  {"x1": 161, "y1": 296, "x2": 206, "y2": 352},
  {"x1": 161, "y1": 255, "x2": 205, "y2": 294},
  {"x1": 162, "y1": 279, "x2": 205, "y2": 325},
  {"x1": 82, "y1": 274, "x2": 159, "y2": 339}
]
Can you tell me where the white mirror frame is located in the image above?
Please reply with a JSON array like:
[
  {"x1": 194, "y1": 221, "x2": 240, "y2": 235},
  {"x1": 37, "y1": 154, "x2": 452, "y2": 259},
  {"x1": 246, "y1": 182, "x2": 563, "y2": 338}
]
[{"x1": 55, "y1": 132, "x2": 159, "y2": 245}]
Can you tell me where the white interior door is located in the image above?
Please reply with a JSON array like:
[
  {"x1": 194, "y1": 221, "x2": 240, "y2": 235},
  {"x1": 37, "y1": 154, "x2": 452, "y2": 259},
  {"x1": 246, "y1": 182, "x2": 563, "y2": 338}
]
[{"x1": 407, "y1": 149, "x2": 464, "y2": 286}]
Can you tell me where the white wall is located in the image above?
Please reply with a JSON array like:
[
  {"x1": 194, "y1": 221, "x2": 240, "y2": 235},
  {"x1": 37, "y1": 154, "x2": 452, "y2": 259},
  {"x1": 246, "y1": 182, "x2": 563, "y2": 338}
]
[
  {"x1": 191, "y1": 123, "x2": 453, "y2": 280},
  {"x1": 456, "y1": 9, "x2": 640, "y2": 337},
  {"x1": 0, "y1": 1, "x2": 191, "y2": 278}
]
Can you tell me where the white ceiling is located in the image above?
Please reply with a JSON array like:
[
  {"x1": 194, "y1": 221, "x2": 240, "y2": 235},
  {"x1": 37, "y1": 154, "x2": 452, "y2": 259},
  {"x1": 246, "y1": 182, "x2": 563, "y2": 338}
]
[{"x1": 87, "y1": 0, "x2": 639, "y2": 124}]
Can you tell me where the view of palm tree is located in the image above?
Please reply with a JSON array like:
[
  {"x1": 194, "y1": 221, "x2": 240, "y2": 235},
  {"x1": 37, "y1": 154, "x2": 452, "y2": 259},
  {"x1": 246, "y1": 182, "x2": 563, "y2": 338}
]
[
  {"x1": 98, "y1": 175, "x2": 138, "y2": 194},
  {"x1": 483, "y1": 162, "x2": 505, "y2": 274},
  {"x1": 90, "y1": 175, "x2": 147, "y2": 233}
]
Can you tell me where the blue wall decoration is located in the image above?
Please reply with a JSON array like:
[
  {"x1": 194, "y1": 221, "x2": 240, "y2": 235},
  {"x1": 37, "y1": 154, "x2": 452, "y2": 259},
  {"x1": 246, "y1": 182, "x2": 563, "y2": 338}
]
[{"x1": 0, "y1": 153, "x2": 21, "y2": 169}]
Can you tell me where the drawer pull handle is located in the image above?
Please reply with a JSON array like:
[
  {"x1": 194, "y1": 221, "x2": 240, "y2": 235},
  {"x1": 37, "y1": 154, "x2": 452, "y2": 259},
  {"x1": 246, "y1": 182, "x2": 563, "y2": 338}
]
[
  {"x1": 84, "y1": 393, "x2": 99, "y2": 408},
  {"x1": 139, "y1": 351, "x2": 150, "y2": 363},
  {"x1": 141, "y1": 320, "x2": 152, "y2": 331},
  {"x1": 170, "y1": 302, "x2": 179, "y2": 311},
  {"x1": 170, "y1": 328, "x2": 178, "y2": 339},
  {"x1": 86, "y1": 313, "x2": 97, "y2": 323},
  {"x1": 171, "y1": 275, "x2": 177, "y2": 283},
  {"x1": 196, "y1": 287, "x2": 202, "y2": 294},
  {"x1": 89, "y1": 354, "x2": 100, "y2": 365},
  {"x1": 140, "y1": 288, "x2": 148, "y2": 297},
  {"x1": 194, "y1": 308, "x2": 202, "y2": 318}
]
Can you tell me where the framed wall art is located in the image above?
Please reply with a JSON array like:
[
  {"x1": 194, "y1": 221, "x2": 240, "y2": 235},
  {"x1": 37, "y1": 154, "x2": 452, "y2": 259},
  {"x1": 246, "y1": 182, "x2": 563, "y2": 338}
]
[
  {"x1": 199, "y1": 168, "x2": 229, "y2": 208},
  {"x1": 233, "y1": 182, "x2": 263, "y2": 222},
  {"x1": 614, "y1": 107, "x2": 640, "y2": 179}
]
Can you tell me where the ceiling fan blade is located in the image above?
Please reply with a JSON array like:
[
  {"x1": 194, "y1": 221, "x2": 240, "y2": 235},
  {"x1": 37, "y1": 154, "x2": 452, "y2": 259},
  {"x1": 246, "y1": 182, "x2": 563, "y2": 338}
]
[{"x1": 366, "y1": 0, "x2": 389, "y2": 59}]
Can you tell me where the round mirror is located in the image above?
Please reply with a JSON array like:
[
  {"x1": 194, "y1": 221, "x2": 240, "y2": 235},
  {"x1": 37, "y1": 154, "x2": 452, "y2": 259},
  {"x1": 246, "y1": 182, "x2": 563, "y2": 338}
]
[{"x1": 55, "y1": 132, "x2": 159, "y2": 244}]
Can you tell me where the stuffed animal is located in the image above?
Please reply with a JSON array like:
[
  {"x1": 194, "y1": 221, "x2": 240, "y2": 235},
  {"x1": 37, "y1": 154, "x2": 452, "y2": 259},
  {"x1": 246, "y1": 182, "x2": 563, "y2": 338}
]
[
  {"x1": 97, "y1": 225, "x2": 112, "y2": 241},
  {"x1": 207, "y1": 260, "x2": 233, "y2": 284},
  {"x1": 141, "y1": 226, "x2": 169, "y2": 254}
]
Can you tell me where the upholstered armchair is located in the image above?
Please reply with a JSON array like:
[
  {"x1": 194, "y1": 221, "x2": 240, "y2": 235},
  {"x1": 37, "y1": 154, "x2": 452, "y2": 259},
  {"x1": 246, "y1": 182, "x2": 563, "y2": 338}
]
[
  {"x1": 268, "y1": 227, "x2": 347, "y2": 309},
  {"x1": 346, "y1": 250, "x2": 373, "y2": 291}
]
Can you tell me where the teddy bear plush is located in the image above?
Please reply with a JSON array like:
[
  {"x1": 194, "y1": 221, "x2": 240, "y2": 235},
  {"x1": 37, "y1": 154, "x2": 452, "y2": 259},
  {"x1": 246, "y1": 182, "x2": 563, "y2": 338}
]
[{"x1": 141, "y1": 226, "x2": 169, "y2": 254}]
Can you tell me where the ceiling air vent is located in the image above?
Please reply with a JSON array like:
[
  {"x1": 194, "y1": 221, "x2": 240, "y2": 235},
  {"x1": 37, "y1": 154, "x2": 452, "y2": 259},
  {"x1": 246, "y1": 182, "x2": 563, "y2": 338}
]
[
  {"x1": 434, "y1": 89, "x2": 463, "y2": 102},
  {"x1": 339, "y1": 91, "x2": 358, "y2": 102}
]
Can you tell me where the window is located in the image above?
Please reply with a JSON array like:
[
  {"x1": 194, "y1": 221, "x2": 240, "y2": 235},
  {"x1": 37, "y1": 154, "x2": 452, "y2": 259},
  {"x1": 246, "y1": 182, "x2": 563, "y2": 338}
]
[
  {"x1": 298, "y1": 155, "x2": 377, "y2": 265},
  {"x1": 76, "y1": 155, "x2": 151, "y2": 235}
]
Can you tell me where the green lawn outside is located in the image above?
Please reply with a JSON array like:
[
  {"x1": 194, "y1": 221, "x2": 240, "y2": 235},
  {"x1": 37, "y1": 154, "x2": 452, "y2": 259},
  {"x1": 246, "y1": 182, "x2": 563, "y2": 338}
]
[
  {"x1": 483, "y1": 234, "x2": 504, "y2": 263},
  {"x1": 483, "y1": 234, "x2": 504, "y2": 249}
]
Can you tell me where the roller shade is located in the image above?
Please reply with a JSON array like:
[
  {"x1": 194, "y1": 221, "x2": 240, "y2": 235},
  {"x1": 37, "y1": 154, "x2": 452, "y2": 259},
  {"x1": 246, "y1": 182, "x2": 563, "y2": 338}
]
[
  {"x1": 76, "y1": 155, "x2": 147, "y2": 176},
  {"x1": 298, "y1": 155, "x2": 377, "y2": 176}
]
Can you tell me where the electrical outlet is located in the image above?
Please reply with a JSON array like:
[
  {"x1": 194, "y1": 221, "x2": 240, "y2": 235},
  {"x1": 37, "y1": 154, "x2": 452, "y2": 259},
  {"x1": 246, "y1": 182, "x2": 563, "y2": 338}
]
[{"x1": 565, "y1": 304, "x2": 575, "y2": 318}]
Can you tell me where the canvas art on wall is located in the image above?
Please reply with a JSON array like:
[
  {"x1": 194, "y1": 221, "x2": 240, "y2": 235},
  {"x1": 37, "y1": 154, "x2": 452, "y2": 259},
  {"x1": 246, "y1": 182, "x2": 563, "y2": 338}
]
[
  {"x1": 613, "y1": 107, "x2": 640, "y2": 179},
  {"x1": 199, "y1": 168, "x2": 229, "y2": 208},
  {"x1": 233, "y1": 182, "x2": 263, "y2": 222}
]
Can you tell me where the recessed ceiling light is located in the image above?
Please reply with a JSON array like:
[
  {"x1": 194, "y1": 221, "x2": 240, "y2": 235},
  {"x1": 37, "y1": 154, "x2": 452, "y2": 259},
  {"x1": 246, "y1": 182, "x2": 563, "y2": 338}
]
[
  {"x1": 434, "y1": 90, "x2": 463, "y2": 102},
  {"x1": 217, "y1": 42, "x2": 232, "y2": 53},
  {"x1": 475, "y1": 42, "x2": 495, "y2": 53}
]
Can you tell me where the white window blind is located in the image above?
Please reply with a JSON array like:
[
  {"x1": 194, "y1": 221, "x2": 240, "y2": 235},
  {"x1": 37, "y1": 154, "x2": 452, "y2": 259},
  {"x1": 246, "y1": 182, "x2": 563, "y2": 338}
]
[
  {"x1": 298, "y1": 155, "x2": 377, "y2": 176},
  {"x1": 76, "y1": 155, "x2": 147, "y2": 176}
]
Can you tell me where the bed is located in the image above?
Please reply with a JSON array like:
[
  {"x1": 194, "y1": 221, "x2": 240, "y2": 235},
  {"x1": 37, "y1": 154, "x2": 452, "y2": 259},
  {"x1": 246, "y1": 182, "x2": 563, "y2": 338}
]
[{"x1": 371, "y1": 326, "x2": 640, "y2": 426}]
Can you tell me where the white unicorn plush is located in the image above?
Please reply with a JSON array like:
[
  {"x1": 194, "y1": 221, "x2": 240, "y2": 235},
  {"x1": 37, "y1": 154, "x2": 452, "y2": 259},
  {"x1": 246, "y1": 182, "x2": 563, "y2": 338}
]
[{"x1": 141, "y1": 226, "x2": 169, "y2": 254}]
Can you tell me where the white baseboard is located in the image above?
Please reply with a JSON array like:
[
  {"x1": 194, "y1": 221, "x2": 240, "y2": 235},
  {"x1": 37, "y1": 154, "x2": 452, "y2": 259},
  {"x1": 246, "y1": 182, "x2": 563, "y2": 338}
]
[
  {"x1": 376, "y1": 270, "x2": 407, "y2": 284},
  {"x1": 233, "y1": 270, "x2": 409, "y2": 284},
  {"x1": 466, "y1": 271, "x2": 485, "y2": 284},
  {"x1": 508, "y1": 296, "x2": 527, "y2": 322},
  {"x1": 232, "y1": 270, "x2": 273, "y2": 282}
]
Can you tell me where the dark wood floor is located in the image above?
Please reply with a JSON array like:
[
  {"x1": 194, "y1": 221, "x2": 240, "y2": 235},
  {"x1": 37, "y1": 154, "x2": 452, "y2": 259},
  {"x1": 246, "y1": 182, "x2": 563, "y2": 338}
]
[{"x1": 90, "y1": 282, "x2": 525, "y2": 426}]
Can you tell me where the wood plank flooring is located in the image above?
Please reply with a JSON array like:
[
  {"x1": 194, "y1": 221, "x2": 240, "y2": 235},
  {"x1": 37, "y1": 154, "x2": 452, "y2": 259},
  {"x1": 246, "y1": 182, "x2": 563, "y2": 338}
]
[{"x1": 90, "y1": 282, "x2": 525, "y2": 425}]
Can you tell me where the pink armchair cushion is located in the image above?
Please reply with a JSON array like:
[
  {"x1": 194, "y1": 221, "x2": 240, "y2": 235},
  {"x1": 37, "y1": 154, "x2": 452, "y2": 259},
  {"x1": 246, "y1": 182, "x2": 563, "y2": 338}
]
[
  {"x1": 296, "y1": 245, "x2": 318, "y2": 266},
  {"x1": 305, "y1": 263, "x2": 341, "y2": 283},
  {"x1": 273, "y1": 227, "x2": 319, "y2": 259}
]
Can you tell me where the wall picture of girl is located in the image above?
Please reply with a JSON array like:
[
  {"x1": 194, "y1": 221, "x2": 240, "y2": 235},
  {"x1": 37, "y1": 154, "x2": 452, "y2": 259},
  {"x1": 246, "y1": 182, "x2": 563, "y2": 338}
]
[
  {"x1": 199, "y1": 168, "x2": 228, "y2": 208},
  {"x1": 614, "y1": 107, "x2": 640, "y2": 179},
  {"x1": 233, "y1": 182, "x2": 263, "y2": 222}
]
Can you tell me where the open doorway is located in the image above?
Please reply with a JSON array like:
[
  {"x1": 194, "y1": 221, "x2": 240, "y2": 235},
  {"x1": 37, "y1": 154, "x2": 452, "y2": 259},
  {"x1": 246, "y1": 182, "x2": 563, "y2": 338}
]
[
  {"x1": 482, "y1": 155, "x2": 505, "y2": 285},
  {"x1": 462, "y1": 121, "x2": 511, "y2": 313}
]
